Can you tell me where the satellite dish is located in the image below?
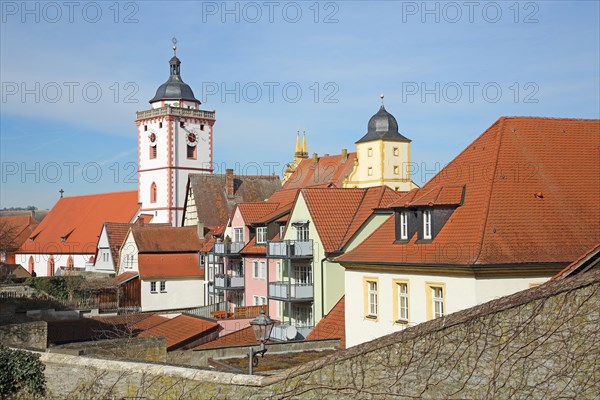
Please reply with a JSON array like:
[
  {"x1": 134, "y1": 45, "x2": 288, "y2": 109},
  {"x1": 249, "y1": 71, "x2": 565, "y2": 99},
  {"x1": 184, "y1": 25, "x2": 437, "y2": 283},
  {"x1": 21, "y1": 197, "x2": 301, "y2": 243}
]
[{"x1": 285, "y1": 325, "x2": 297, "y2": 340}]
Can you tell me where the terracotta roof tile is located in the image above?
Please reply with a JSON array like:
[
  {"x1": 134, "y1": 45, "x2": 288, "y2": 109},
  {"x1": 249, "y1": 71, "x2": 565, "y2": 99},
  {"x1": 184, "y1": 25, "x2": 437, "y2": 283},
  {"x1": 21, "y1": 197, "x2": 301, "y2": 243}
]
[
  {"x1": 237, "y1": 203, "x2": 280, "y2": 225},
  {"x1": 302, "y1": 186, "x2": 402, "y2": 253},
  {"x1": 552, "y1": 242, "x2": 600, "y2": 280},
  {"x1": 131, "y1": 315, "x2": 170, "y2": 331},
  {"x1": 132, "y1": 225, "x2": 205, "y2": 253},
  {"x1": 19, "y1": 191, "x2": 139, "y2": 254},
  {"x1": 0, "y1": 215, "x2": 38, "y2": 251},
  {"x1": 138, "y1": 253, "x2": 204, "y2": 279},
  {"x1": 338, "y1": 117, "x2": 600, "y2": 266},
  {"x1": 240, "y1": 236, "x2": 267, "y2": 255},
  {"x1": 113, "y1": 271, "x2": 138, "y2": 285},
  {"x1": 48, "y1": 313, "x2": 155, "y2": 344},
  {"x1": 185, "y1": 173, "x2": 281, "y2": 227},
  {"x1": 283, "y1": 153, "x2": 357, "y2": 189},
  {"x1": 138, "y1": 314, "x2": 219, "y2": 350},
  {"x1": 104, "y1": 222, "x2": 131, "y2": 269},
  {"x1": 306, "y1": 296, "x2": 345, "y2": 348}
]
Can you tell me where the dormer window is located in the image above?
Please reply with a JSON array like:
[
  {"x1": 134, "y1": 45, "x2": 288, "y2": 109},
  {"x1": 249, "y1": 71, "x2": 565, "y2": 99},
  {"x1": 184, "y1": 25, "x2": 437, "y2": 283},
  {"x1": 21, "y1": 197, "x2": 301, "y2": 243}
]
[
  {"x1": 400, "y1": 211, "x2": 408, "y2": 240},
  {"x1": 256, "y1": 227, "x2": 267, "y2": 244},
  {"x1": 423, "y1": 209, "x2": 432, "y2": 240}
]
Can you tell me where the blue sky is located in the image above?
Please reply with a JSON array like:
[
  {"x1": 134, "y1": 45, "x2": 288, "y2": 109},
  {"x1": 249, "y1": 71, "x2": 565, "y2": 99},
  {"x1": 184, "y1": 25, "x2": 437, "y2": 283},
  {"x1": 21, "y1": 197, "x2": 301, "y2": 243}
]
[{"x1": 1, "y1": 0, "x2": 599, "y2": 209}]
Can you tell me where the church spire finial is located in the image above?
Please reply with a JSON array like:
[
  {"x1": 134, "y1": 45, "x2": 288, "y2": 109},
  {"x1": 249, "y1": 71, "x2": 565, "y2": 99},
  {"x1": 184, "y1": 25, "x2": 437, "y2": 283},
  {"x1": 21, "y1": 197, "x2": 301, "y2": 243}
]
[
  {"x1": 172, "y1": 36, "x2": 177, "y2": 56},
  {"x1": 380, "y1": 92, "x2": 385, "y2": 106}
]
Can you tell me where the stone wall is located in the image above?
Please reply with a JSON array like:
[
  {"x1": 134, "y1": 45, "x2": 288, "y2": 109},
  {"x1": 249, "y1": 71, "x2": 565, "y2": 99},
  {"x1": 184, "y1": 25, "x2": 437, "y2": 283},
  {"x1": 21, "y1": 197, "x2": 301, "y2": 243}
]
[
  {"x1": 0, "y1": 321, "x2": 47, "y2": 350},
  {"x1": 37, "y1": 269, "x2": 600, "y2": 399},
  {"x1": 50, "y1": 336, "x2": 167, "y2": 362}
]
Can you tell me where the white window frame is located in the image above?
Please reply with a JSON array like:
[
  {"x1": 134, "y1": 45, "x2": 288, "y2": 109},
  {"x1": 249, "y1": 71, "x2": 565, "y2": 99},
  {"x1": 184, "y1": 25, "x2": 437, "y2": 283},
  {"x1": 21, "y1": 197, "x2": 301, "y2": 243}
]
[
  {"x1": 150, "y1": 281, "x2": 157, "y2": 293},
  {"x1": 260, "y1": 261, "x2": 266, "y2": 280},
  {"x1": 368, "y1": 167, "x2": 373, "y2": 176},
  {"x1": 234, "y1": 227, "x2": 244, "y2": 243},
  {"x1": 433, "y1": 287, "x2": 444, "y2": 318},
  {"x1": 294, "y1": 265, "x2": 312, "y2": 284},
  {"x1": 256, "y1": 227, "x2": 267, "y2": 244},
  {"x1": 423, "y1": 210, "x2": 432, "y2": 240},
  {"x1": 400, "y1": 211, "x2": 408, "y2": 240},
  {"x1": 279, "y1": 225, "x2": 285, "y2": 238},
  {"x1": 260, "y1": 296, "x2": 267, "y2": 305},
  {"x1": 160, "y1": 281, "x2": 166, "y2": 293},
  {"x1": 253, "y1": 295, "x2": 259, "y2": 306},
  {"x1": 397, "y1": 282, "x2": 409, "y2": 321},
  {"x1": 296, "y1": 224, "x2": 309, "y2": 241},
  {"x1": 253, "y1": 261, "x2": 259, "y2": 279},
  {"x1": 368, "y1": 281, "x2": 378, "y2": 317}
]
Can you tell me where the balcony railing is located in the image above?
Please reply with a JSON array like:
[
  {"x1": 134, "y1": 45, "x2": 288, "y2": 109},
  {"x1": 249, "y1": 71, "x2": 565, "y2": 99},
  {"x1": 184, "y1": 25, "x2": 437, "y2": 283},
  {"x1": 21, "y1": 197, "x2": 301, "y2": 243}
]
[
  {"x1": 135, "y1": 106, "x2": 215, "y2": 121},
  {"x1": 270, "y1": 324, "x2": 314, "y2": 341},
  {"x1": 214, "y1": 274, "x2": 244, "y2": 290},
  {"x1": 268, "y1": 282, "x2": 313, "y2": 300},
  {"x1": 267, "y1": 240, "x2": 313, "y2": 258},
  {"x1": 213, "y1": 242, "x2": 245, "y2": 256}
]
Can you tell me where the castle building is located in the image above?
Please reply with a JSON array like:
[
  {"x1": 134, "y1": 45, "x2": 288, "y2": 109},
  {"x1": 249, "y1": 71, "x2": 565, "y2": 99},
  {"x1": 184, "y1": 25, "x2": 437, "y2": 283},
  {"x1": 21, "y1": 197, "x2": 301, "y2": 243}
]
[{"x1": 136, "y1": 42, "x2": 215, "y2": 225}]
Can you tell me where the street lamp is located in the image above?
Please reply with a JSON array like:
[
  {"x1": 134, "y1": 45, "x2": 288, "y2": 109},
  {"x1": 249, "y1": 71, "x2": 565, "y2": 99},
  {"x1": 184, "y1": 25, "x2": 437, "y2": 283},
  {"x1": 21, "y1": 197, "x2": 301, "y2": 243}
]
[{"x1": 248, "y1": 309, "x2": 275, "y2": 375}]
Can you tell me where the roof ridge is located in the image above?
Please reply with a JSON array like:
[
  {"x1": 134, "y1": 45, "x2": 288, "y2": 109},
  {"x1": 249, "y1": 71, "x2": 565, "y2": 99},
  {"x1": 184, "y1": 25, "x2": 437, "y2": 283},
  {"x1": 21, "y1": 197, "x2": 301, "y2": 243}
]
[
  {"x1": 338, "y1": 189, "x2": 369, "y2": 251},
  {"x1": 472, "y1": 117, "x2": 506, "y2": 265}
]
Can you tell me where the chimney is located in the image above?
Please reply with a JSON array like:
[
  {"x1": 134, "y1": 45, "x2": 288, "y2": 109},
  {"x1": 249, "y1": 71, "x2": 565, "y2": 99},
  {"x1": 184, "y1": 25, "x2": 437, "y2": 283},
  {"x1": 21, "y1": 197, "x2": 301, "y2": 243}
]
[
  {"x1": 312, "y1": 153, "x2": 319, "y2": 166},
  {"x1": 226, "y1": 169, "x2": 234, "y2": 197},
  {"x1": 197, "y1": 221, "x2": 204, "y2": 239},
  {"x1": 341, "y1": 148, "x2": 348, "y2": 163}
]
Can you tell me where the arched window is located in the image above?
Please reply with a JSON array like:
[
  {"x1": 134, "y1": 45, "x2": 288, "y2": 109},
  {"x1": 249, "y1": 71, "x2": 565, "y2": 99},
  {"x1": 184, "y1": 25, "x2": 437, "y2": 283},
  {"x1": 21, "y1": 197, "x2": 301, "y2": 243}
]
[
  {"x1": 187, "y1": 145, "x2": 197, "y2": 160},
  {"x1": 47, "y1": 256, "x2": 55, "y2": 276},
  {"x1": 67, "y1": 256, "x2": 74, "y2": 270},
  {"x1": 28, "y1": 256, "x2": 34, "y2": 274},
  {"x1": 150, "y1": 182, "x2": 157, "y2": 203}
]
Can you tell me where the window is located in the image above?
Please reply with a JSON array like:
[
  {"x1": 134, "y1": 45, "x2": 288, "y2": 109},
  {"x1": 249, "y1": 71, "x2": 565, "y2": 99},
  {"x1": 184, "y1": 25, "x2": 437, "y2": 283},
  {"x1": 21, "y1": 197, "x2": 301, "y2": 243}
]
[
  {"x1": 160, "y1": 281, "x2": 166, "y2": 292},
  {"x1": 47, "y1": 256, "x2": 55, "y2": 277},
  {"x1": 67, "y1": 256, "x2": 74, "y2": 269},
  {"x1": 364, "y1": 278, "x2": 378, "y2": 319},
  {"x1": 256, "y1": 227, "x2": 267, "y2": 244},
  {"x1": 279, "y1": 225, "x2": 285, "y2": 238},
  {"x1": 423, "y1": 210, "x2": 432, "y2": 239},
  {"x1": 150, "y1": 182, "x2": 157, "y2": 203},
  {"x1": 144, "y1": 125, "x2": 147, "y2": 131},
  {"x1": 294, "y1": 265, "x2": 312, "y2": 284},
  {"x1": 394, "y1": 165, "x2": 399, "y2": 175},
  {"x1": 400, "y1": 212, "x2": 408, "y2": 240},
  {"x1": 253, "y1": 261, "x2": 259, "y2": 279},
  {"x1": 234, "y1": 227, "x2": 244, "y2": 243},
  {"x1": 260, "y1": 262, "x2": 266, "y2": 279},
  {"x1": 180, "y1": 121, "x2": 185, "y2": 128},
  {"x1": 159, "y1": 122, "x2": 163, "y2": 129},
  {"x1": 187, "y1": 145, "x2": 196, "y2": 159},
  {"x1": 150, "y1": 281, "x2": 157, "y2": 293},
  {"x1": 253, "y1": 295, "x2": 259, "y2": 306},
  {"x1": 394, "y1": 281, "x2": 409, "y2": 322},
  {"x1": 393, "y1": 147, "x2": 399, "y2": 156},
  {"x1": 28, "y1": 256, "x2": 34, "y2": 274},
  {"x1": 102, "y1": 251, "x2": 109, "y2": 262},
  {"x1": 368, "y1": 167, "x2": 373, "y2": 176},
  {"x1": 368, "y1": 147, "x2": 373, "y2": 157},
  {"x1": 200, "y1": 124, "x2": 205, "y2": 130},
  {"x1": 276, "y1": 261, "x2": 282, "y2": 281},
  {"x1": 296, "y1": 224, "x2": 309, "y2": 241},
  {"x1": 293, "y1": 304, "x2": 313, "y2": 327},
  {"x1": 426, "y1": 283, "x2": 445, "y2": 320},
  {"x1": 150, "y1": 145, "x2": 157, "y2": 159}
]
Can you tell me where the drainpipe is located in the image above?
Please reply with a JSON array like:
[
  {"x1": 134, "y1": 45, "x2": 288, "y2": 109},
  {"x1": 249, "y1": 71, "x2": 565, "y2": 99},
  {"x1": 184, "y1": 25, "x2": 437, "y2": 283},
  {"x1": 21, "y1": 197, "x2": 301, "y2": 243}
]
[{"x1": 320, "y1": 257, "x2": 327, "y2": 319}]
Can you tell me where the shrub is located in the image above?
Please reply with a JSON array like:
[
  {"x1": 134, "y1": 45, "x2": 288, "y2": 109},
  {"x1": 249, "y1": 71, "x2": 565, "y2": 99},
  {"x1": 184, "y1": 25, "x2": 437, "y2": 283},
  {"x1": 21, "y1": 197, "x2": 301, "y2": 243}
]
[{"x1": 0, "y1": 344, "x2": 46, "y2": 398}]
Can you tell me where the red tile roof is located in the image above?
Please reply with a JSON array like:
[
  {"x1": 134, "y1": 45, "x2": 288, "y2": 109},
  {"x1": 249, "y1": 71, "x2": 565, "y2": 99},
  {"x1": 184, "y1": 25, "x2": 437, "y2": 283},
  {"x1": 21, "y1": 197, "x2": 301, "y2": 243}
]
[
  {"x1": 195, "y1": 325, "x2": 272, "y2": 349},
  {"x1": 104, "y1": 222, "x2": 131, "y2": 269},
  {"x1": 394, "y1": 185, "x2": 465, "y2": 207},
  {"x1": 113, "y1": 271, "x2": 138, "y2": 285},
  {"x1": 338, "y1": 117, "x2": 600, "y2": 266},
  {"x1": 131, "y1": 315, "x2": 170, "y2": 331},
  {"x1": 138, "y1": 314, "x2": 219, "y2": 350},
  {"x1": 131, "y1": 225, "x2": 205, "y2": 253},
  {"x1": 237, "y1": 203, "x2": 280, "y2": 225},
  {"x1": 239, "y1": 236, "x2": 266, "y2": 255},
  {"x1": 19, "y1": 191, "x2": 139, "y2": 254},
  {"x1": 283, "y1": 153, "x2": 357, "y2": 189},
  {"x1": 0, "y1": 215, "x2": 38, "y2": 251},
  {"x1": 138, "y1": 253, "x2": 204, "y2": 279},
  {"x1": 551, "y1": 242, "x2": 600, "y2": 280},
  {"x1": 302, "y1": 186, "x2": 402, "y2": 253},
  {"x1": 306, "y1": 296, "x2": 345, "y2": 348}
]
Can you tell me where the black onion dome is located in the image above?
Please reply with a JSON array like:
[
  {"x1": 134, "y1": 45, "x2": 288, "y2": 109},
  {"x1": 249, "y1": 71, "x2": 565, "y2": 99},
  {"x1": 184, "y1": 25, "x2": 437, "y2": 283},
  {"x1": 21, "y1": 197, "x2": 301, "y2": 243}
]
[
  {"x1": 356, "y1": 105, "x2": 411, "y2": 143},
  {"x1": 149, "y1": 55, "x2": 199, "y2": 103}
]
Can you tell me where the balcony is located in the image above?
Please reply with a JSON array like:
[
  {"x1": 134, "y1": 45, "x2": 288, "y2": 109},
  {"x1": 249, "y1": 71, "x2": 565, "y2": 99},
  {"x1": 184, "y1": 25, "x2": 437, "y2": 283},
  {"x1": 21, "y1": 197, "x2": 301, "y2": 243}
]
[
  {"x1": 270, "y1": 324, "x2": 313, "y2": 341},
  {"x1": 213, "y1": 242, "x2": 245, "y2": 256},
  {"x1": 136, "y1": 106, "x2": 215, "y2": 121},
  {"x1": 268, "y1": 282, "x2": 313, "y2": 301},
  {"x1": 267, "y1": 240, "x2": 313, "y2": 259},
  {"x1": 214, "y1": 274, "x2": 244, "y2": 290}
]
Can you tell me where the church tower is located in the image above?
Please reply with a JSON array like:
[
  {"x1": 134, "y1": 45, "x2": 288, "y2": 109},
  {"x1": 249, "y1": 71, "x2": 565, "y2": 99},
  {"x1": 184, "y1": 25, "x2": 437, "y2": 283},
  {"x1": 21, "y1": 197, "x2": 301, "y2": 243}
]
[
  {"x1": 136, "y1": 39, "x2": 215, "y2": 225},
  {"x1": 344, "y1": 94, "x2": 413, "y2": 191}
]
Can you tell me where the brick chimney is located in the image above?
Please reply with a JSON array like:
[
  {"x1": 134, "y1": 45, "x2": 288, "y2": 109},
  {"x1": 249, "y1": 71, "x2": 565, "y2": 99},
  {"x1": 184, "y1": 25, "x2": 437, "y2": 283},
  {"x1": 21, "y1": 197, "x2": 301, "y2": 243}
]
[
  {"x1": 312, "y1": 153, "x2": 319, "y2": 166},
  {"x1": 197, "y1": 221, "x2": 204, "y2": 239},
  {"x1": 226, "y1": 169, "x2": 234, "y2": 198},
  {"x1": 341, "y1": 148, "x2": 348, "y2": 164}
]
